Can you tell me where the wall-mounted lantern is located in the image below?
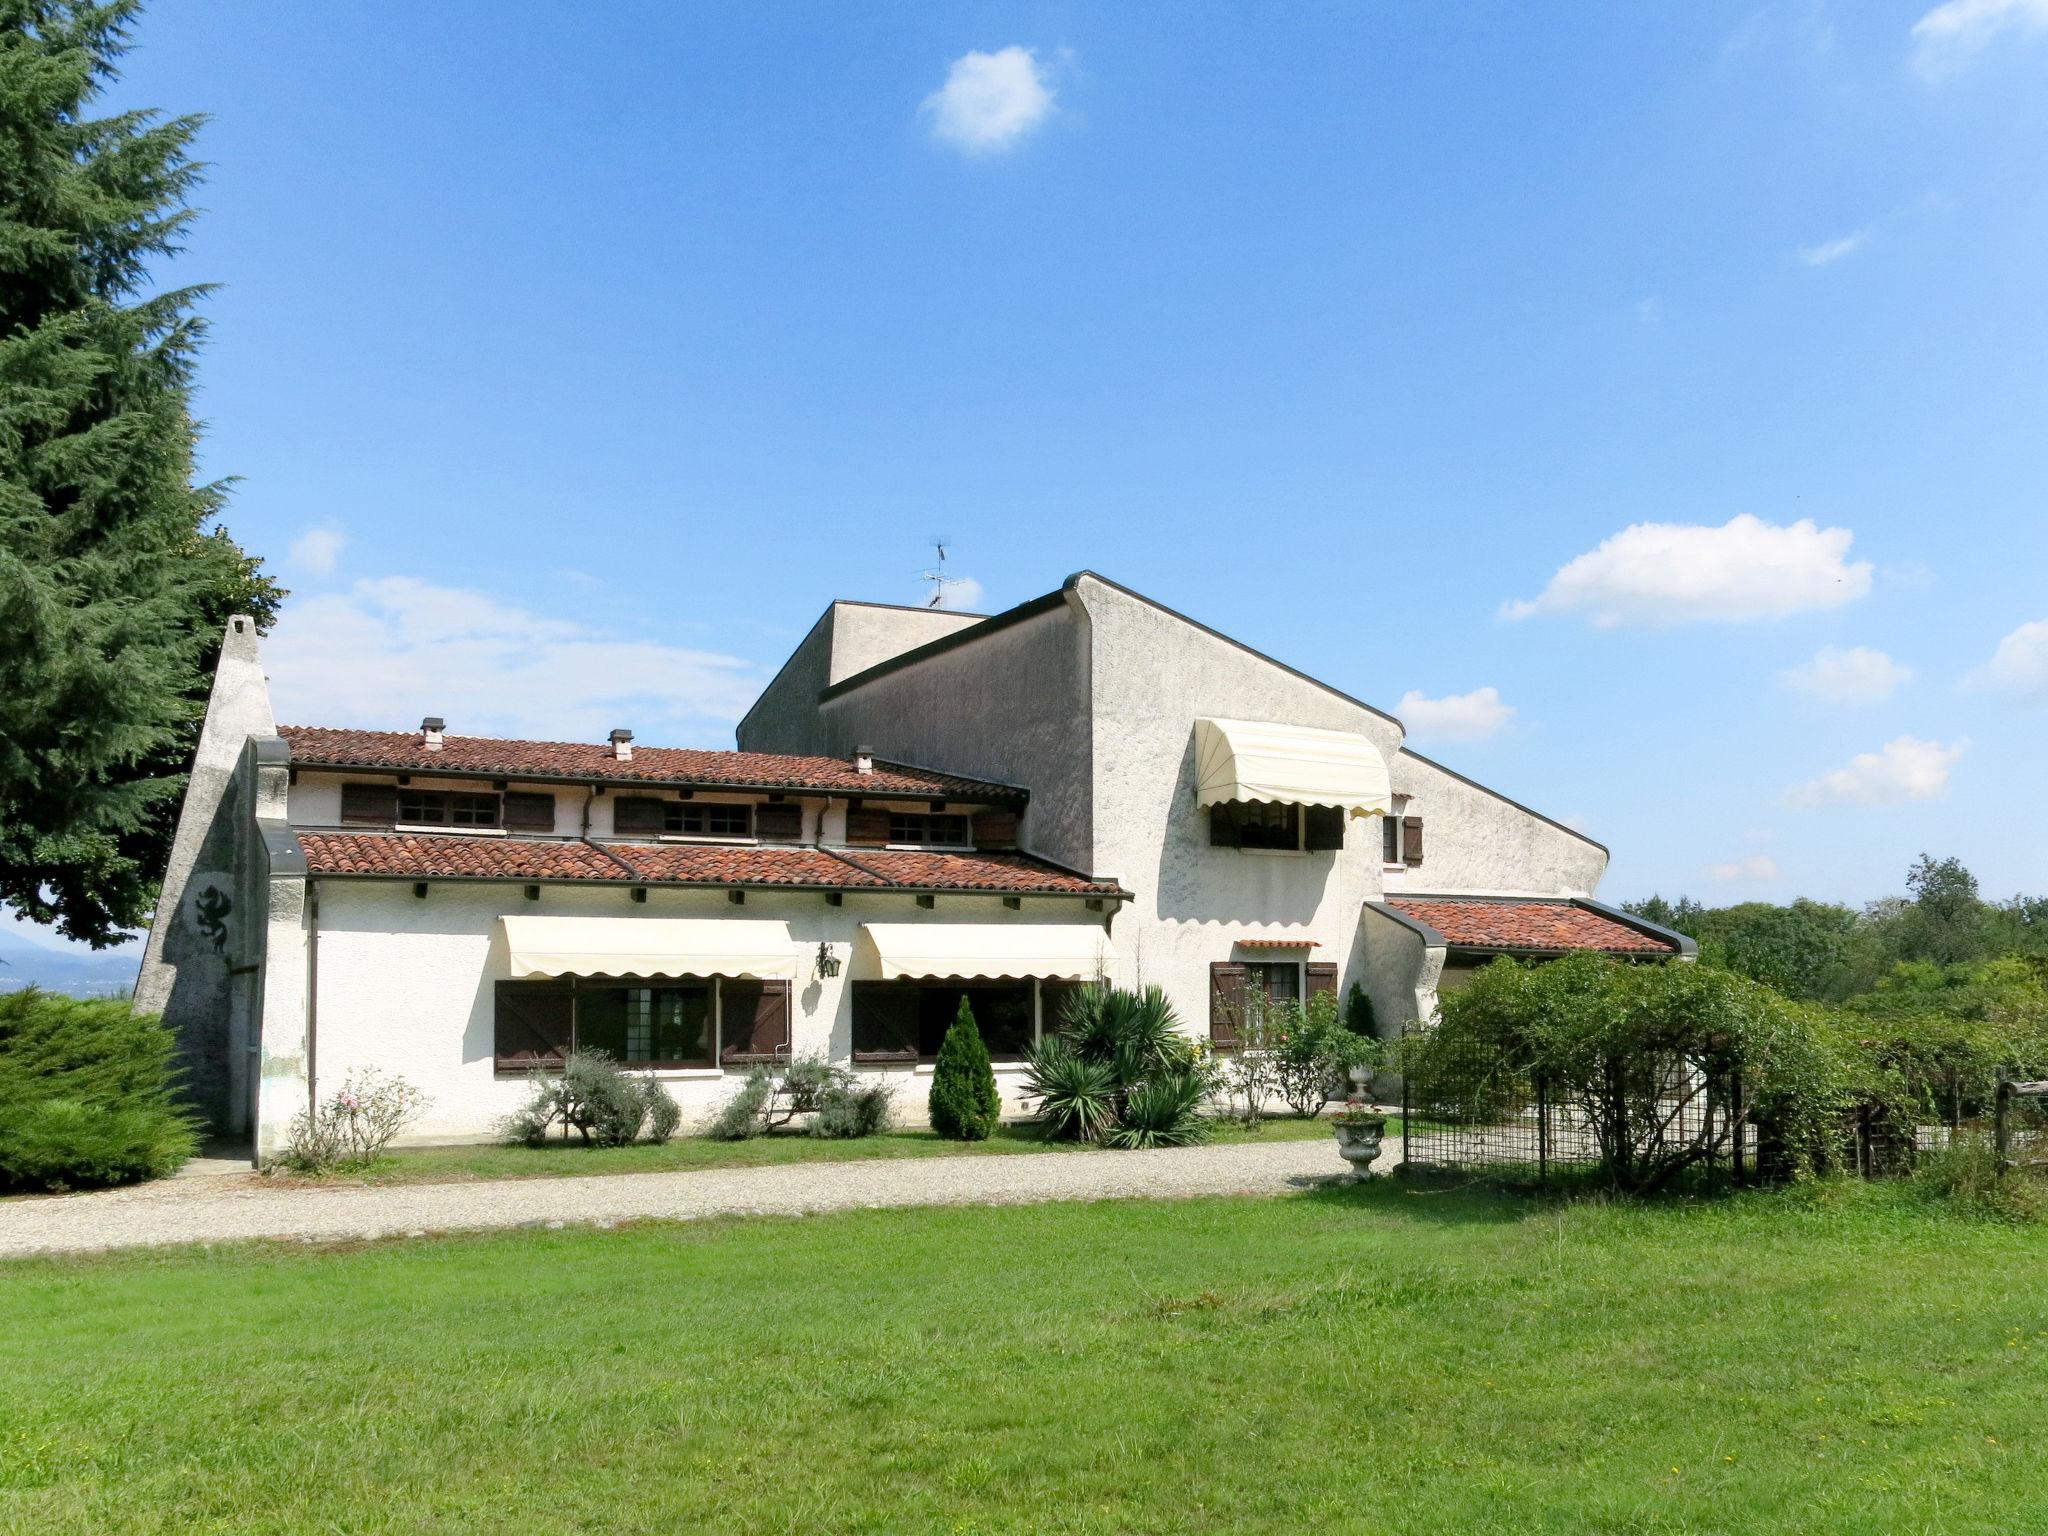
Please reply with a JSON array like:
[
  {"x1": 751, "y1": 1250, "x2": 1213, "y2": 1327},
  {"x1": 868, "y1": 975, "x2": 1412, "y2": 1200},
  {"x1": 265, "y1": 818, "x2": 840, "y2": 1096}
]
[{"x1": 814, "y1": 940, "x2": 842, "y2": 980}]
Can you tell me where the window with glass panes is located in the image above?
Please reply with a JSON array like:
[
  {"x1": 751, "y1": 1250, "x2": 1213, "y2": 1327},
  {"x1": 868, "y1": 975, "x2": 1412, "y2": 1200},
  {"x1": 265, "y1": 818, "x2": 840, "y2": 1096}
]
[
  {"x1": 886, "y1": 811, "x2": 970, "y2": 845},
  {"x1": 851, "y1": 980, "x2": 1038, "y2": 1061},
  {"x1": 396, "y1": 790, "x2": 500, "y2": 827},
  {"x1": 1234, "y1": 801, "x2": 1300, "y2": 850},
  {"x1": 1243, "y1": 961, "x2": 1300, "y2": 1010},
  {"x1": 551, "y1": 983, "x2": 714, "y2": 1068},
  {"x1": 662, "y1": 801, "x2": 751, "y2": 838}
]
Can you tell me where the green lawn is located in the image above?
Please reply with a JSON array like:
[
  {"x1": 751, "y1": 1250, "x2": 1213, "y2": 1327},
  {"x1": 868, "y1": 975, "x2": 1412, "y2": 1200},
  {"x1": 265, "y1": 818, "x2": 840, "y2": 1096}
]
[
  {"x1": 288, "y1": 1112, "x2": 1344, "y2": 1186},
  {"x1": 3, "y1": 1181, "x2": 2042, "y2": 1534}
]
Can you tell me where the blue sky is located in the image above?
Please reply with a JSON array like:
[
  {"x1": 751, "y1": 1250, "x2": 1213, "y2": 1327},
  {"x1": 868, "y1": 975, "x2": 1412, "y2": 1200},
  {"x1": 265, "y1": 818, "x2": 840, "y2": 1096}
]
[{"x1": 21, "y1": 1, "x2": 2048, "y2": 956}]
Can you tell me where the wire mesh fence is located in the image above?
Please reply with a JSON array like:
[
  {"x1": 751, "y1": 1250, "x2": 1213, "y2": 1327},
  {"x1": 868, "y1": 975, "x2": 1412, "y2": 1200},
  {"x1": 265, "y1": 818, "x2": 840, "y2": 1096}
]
[
  {"x1": 1997, "y1": 1079, "x2": 2048, "y2": 1177},
  {"x1": 1397, "y1": 1023, "x2": 1753, "y2": 1189}
]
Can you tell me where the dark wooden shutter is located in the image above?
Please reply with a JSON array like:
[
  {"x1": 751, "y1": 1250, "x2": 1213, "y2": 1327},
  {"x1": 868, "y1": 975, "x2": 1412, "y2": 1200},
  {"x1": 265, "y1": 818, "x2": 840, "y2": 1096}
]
[
  {"x1": 845, "y1": 807, "x2": 891, "y2": 847},
  {"x1": 1402, "y1": 816, "x2": 1425, "y2": 864},
  {"x1": 1305, "y1": 962, "x2": 1339, "y2": 1002},
  {"x1": 1304, "y1": 805, "x2": 1344, "y2": 851},
  {"x1": 493, "y1": 982, "x2": 574, "y2": 1071},
  {"x1": 614, "y1": 796, "x2": 664, "y2": 836},
  {"x1": 501, "y1": 791, "x2": 555, "y2": 833},
  {"x1": 971, "y1": 810, "x2": 1019, "y2": 850},
  {"x1": 1209, "y1": 962, "x2": 1247, "y2": 1052},
  {"x1": 719, "y1": 979, "x2": 791, "y2": 1063},
  {"x1": 753, "y1": 803, "x2": 802, "y2": 843},
  {"x1": 851, "y1": 981, "x2": 920, "y2": 1062},
  {"x1": 1208, "y1": 803, "x2": 1241, "y2": 848},
  {"x1": 340, "y1": 783, "x2": 399, "y2": 826}
]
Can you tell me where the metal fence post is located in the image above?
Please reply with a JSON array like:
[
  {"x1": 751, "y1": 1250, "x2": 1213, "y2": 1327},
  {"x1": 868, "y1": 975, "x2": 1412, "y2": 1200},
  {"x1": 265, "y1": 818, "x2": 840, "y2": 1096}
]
[{"x1": 1536, "y1": 1072, "x2": 1549, "y2": 1185}]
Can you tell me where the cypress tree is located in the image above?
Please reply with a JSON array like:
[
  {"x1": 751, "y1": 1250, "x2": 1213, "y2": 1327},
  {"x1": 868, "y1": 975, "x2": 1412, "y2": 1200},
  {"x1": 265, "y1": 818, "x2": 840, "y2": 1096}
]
[
  {"x1": 0, "y1": 2, "x2": 280, "y2": 946},
  {"x1": 928, "y1": 995, "x2": 999, "y2": 1141}
]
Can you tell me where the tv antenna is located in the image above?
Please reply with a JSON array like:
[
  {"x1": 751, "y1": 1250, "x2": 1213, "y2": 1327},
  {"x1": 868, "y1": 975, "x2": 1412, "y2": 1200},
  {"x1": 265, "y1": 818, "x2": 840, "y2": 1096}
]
[{"x1": 917, "y1": 539, "x2": 965, "y2": 608}]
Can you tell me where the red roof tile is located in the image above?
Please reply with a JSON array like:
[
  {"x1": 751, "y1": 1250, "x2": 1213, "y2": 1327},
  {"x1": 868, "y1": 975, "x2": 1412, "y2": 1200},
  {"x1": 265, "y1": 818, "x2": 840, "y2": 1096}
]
[
  {"x1": 297, "y1": 832, "x2": 1120, "y2": 897},
  {"x1": 278, "y1": 726, "x2": 1023, "y2": 802},
  {"x1": 1386, "y1": 898, "x2": 1676, "y2": 955},
  {"x1": 828, "y1": 847, "x2": 1124, "y2": 897}
]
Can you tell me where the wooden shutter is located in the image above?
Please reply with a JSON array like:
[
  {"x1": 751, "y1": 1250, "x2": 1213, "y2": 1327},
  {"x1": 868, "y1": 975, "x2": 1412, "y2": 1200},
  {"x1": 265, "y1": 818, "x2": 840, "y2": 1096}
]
[
  {"x1": 1305, "y1": 962, "x2": 1339, "y2": 1002},
  {"x1": 971, "y1": 810, "x2": 1019, "y2": 850},
  {"x1": 340, "y1": 783, "x2": 399, "y2": 826},
  {"x1": 851, "y1": 981, "x2": 920, "y2": 1062},
  {"x1": 613, "y1": 796, "x2": 664, "y2": 836},
  {"x1": 501, "y1": 791, "x2": 555, "y2": 833},
  {"x1": 1209, "y1": 962, "x2": 1247, "y2": 1052},
  {"x1": 493, "y1": 982, "x2": 574, "y2": 1071},
  {"x1": 1304, "y1": 805, "x2": 1344, "y2": 851},
  {"x1": 1402, "y1": 815, "x2": 1425, "y2": 864},
  {"x1": 1208, "y1": 803, "x2": 1241, "y2": 848},
  {"x1": 719, "y1": 979, "x2": 791, "y2": 1063},
  {"x1": 754, "y1": 803, "x2": 802, "y2": 843},
  {"x1": 845, "y1": 807, "x2": 891, "y2": 847}
]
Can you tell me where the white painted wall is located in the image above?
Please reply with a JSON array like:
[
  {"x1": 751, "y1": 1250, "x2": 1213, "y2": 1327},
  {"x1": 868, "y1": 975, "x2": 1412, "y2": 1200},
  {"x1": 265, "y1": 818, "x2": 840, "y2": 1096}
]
[{"x1": 308, "y1": 879, "x2": 1109, "y2": 1143}]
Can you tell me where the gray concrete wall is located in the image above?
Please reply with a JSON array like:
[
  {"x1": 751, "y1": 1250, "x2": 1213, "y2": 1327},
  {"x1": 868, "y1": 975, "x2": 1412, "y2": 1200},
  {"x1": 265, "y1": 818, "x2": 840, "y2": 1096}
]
[
  {"x1": 811, "y1": 597, "x2": 1097, "y2": 874},
  {"x1": 133, "y1": 617, "x2": 275, "y2": 1134},
  {"x1": 738, "y1": 602, "x2": 982, "y2": 756}
]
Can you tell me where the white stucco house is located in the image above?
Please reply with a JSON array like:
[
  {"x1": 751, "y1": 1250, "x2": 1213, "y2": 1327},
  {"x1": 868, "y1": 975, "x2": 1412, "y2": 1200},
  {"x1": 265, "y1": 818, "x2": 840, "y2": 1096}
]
[{"x1": 139, "y1": 572, "x2": 1690, "y2": 1159}]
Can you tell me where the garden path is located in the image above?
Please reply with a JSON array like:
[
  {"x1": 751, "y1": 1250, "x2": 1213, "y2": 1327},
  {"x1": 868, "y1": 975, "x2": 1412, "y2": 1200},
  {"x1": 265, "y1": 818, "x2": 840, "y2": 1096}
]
[{"x1": 0, "y1": 1135, "x2": 1397, "y2": 1257}]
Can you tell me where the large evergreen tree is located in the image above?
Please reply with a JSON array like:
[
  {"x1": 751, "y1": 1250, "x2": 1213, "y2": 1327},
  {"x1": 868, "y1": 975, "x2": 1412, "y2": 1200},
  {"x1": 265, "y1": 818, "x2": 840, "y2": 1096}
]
[{"x1": 0, "y1": 1, "x2": 279, "y2": 946}]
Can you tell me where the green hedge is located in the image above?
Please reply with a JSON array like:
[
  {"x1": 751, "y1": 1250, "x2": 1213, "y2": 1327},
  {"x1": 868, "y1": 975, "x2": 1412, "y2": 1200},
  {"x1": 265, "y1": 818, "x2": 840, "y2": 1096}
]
[{"x1": 0, "y1": 988, "x2": 197, "y2": 1191}]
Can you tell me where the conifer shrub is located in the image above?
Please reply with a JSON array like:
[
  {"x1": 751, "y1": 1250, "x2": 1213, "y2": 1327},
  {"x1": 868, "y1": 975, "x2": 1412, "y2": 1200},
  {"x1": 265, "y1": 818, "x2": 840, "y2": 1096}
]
[
  {"x1": 0, "y1": 989, "x2": 198, "y2": 1191},
  {"x1": 929, "y1": 997, "x2": 1000, "y2": 1141}
]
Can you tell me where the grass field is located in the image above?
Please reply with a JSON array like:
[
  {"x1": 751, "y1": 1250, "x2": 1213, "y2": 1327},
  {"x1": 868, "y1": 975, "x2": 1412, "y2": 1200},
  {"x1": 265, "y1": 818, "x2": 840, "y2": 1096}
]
[
  {"x1": 2, "y1": 1179, "x2": 2042, "y2": 1534},
  {"x1": 285, "y1": 1112, "x2": 1345, "y2": 1185}
]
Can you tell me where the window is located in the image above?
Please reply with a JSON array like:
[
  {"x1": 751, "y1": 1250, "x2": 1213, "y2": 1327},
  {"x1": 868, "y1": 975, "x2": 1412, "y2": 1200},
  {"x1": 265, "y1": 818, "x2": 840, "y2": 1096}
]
[
  {"x1": 663, "y1": 801, "x2": 751, "y2": 838},
  {"x1": 887, "y1": 811, "x2": 970, "y2": 846},
  {"x1": 1382, "y1": 812, "x2": 1401, "y2": 864},
  {"x1": 851, "y1": 980, "x2": 1037, "y2": 1061},
  {"x1": 1235, "y1": 801, "x2": 1300, "y2": 851},
  {"x1": 493, "y1": 977, "x2": 788, "y2": 1072},
  {"x1": 1243, "y1": 961, "x2": 1300, "y2": 1010},
  {"x1": 397, "y1": 790, "x2": 500, "y2": 828}
]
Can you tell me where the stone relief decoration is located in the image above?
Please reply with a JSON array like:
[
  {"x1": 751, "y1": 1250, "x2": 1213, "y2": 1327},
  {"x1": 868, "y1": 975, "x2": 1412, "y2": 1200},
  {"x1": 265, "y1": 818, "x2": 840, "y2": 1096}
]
[{"x1": 194, "y1": 885, "x2": 233, "y2": 954}]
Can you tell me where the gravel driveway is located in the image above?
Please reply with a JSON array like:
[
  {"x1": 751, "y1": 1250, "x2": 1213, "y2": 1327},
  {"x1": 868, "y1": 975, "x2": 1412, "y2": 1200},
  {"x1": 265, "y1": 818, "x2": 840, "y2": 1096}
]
[{"x1": 0, "y1": 1137, "x2": 1391, "y2": 1258}]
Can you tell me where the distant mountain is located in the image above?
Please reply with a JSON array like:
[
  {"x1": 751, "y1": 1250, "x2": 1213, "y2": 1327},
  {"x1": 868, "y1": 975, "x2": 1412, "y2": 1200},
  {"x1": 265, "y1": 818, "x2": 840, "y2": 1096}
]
[{"x1": 0, "y1": 930, "x2": 140, "y2": 999}]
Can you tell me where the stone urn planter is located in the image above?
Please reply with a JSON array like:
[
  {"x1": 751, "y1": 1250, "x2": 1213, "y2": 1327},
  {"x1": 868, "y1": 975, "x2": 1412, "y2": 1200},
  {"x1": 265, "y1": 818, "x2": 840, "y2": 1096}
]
[{"x1": 1331, "y1": 1111, "x2": 1388, "y2": 1182}]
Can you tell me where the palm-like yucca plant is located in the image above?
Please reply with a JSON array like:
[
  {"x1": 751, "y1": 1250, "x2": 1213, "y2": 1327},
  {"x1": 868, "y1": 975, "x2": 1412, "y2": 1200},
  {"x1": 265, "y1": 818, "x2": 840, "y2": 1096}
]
[
  {"x1": 1022, "y1": 1037, "x2": 1118, "y2": 1142},
  {"x1": 1107, "y1": 1070, "x2": 1212, "y2": 1150}
]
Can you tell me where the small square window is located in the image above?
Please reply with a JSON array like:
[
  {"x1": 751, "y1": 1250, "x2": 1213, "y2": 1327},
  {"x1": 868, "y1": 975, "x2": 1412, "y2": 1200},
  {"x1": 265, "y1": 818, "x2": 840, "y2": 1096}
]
[
  {"x1": 398, "y1": 790, "x2": 501, "y2": 828},
  {"x1": 662, "y1": 802, "x2": 752, "y2": 838},
  {"x1": 887, "y1": 812, "x2": 969, "y2": 846}
]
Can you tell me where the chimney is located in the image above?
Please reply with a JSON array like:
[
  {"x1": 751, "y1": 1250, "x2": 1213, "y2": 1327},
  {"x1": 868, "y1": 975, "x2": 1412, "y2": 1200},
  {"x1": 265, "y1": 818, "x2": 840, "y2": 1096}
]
[
  {"x1": 421, "y1": 716, "x2": 445, "y2": 752},
  {"x1": 609, "y1": 728, "x2": 634, "y2": 762},
  {"x1": 852, "y1": 744, "x2": 874, "y2": 776}
]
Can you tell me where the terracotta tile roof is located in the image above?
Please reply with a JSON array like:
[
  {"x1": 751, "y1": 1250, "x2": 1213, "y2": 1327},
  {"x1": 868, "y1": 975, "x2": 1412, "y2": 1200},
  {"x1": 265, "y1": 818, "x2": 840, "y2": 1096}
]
[
  {"x1": 828, "y1": 847, "x2": 1125, "y2": 897},
  {"x1": 299, "y1": 833, "x2": 628, "y2": 882},
  {"x1": 1386, "y1": 898, "x2": 1677, "y2": 956},
  {"x1": 278, "y1": 726, "x2": 1024, "y2": 802},
  {"x1": 297, "y1": 832, "x2": 1120, "y2": 897}
]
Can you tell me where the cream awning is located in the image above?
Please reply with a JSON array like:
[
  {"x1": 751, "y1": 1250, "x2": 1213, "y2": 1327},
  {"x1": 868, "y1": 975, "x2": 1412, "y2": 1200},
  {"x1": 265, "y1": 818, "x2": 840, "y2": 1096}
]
[
  {"x1": 500, "y1": 916, "x2": 798, "y2": 980},
  {"x1": 859, "y1": 923, "x2": 1113, "y2": 982},
  {"x1": 1193, "y1": 717, "x2": 1392, "y2": 819}
]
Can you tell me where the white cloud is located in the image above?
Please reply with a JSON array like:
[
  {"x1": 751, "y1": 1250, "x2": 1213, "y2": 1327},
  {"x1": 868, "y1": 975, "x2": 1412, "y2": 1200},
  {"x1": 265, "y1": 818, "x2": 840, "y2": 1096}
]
[
  {"x1": 1911, "y1": 0, "x2": 2048, "y2": 76},
  {"x1": 1797, "y1": 230, "x2": 1867, "y2": 266},
  {"x1": 1706, "y1": 854, "x2": 1780, "y2": 883},
  {"x1": 263, "y1": 576, "x2": 764, "y2": 744},
  {"x1": 1396, "y1": 686, "x2": 1516, "y2": 743},
  {"x1": 1967, "y1": 618, "x2": 2048, "y2": 703},
  {"x1": 1783, "y1": 736, "x2": 1967, "y2": 808},
  {"x1": 922, "y1": 46, "x2": 1054, "y2": 153},
  {"x1": 1778, "y1": 645, "x2": 1914, "y2": 705},
  {"x1": 934, "y1": 575, "x2": 986, "y2": 611},
  {"x1": 287, "y1": 527, "x2": 346, "y2": 576},
  {"x1": 1503, "y1": 514, "x2": 1873, "y2": 627}
]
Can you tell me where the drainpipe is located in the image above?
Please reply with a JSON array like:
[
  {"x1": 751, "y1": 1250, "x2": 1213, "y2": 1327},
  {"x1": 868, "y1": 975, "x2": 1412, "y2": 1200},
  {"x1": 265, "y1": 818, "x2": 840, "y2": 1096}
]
[{"x1": 306, "y1": 879, "x2": 320, "y2": 1119}]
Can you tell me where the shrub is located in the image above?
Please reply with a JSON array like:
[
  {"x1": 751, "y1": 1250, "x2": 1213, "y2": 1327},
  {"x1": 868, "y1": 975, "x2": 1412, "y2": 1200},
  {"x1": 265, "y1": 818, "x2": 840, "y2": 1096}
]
[
  {"x1": 1913, "y1": 1137, "x2": 2046, "y2": 1223},
  {"x1": 507, "y1": 1051, "x2": 664, "y2": 1148},
  {"x1": 1108, "y1": 1070, "x2": 1211, "y2": 1149},
  {"x1": 929, "y1": 997, "x2": 1000, "y2": 1141},
  {"x1": 813, "y1": 1079, "x2": 893, "y2": 1139},
  {"x1": 0, "y1": 989, "x2": 198, "y2": 1191},
  {"x1": 1344, "y1": 981, "x2": 1377, "y2": 1038},
  {"x1": 280, "y1": 1067, "x2": 429, "y2": 1172},
  {"x1": 640, "y1": 1078, "x2": 682, "y2": 1143},
  {"x1": 1272, "y1": 990, "x2": 1388, "y2": 1118},
  {"x1": 707, "y1": 1068, "x2": 772, "y2": 1141},
  {"x1": 1023, "y1": 1036, "x2": 1118, "y2": 1142}
]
